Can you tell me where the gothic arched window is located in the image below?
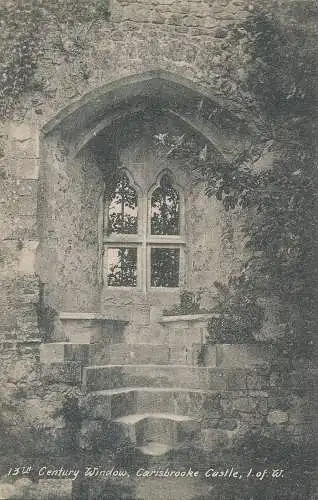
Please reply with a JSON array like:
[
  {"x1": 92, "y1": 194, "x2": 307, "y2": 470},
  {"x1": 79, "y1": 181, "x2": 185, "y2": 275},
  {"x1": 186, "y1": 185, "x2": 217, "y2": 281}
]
[{"x1": 104, "y1": 170, "x2": 184, "y2": 289}]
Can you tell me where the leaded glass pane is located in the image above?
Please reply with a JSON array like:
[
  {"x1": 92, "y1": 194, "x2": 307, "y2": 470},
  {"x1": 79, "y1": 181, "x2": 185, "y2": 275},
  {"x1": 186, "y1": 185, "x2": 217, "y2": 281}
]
[
  {"x1": 108, "y1": 172, "x2": 138, "y2": 234},
  {"x1": 151, "y1": 175, "x2": 180, "y2": 235},
  {"x1": 151, "y1": 247, "x2": 180, "y2": 287},
  {"x1": 107, "y1": 247, "x2": 137, "y2": 287}
]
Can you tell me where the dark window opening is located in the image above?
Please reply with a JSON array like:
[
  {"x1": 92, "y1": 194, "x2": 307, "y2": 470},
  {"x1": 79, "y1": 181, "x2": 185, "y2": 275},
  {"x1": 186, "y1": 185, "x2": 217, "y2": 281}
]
[
  {"x1": 107, "y1": 247, "x2": 137, "y2": 287},
  {"x1": 151, "y1": 247, "x2": 180, "y2": 287}
]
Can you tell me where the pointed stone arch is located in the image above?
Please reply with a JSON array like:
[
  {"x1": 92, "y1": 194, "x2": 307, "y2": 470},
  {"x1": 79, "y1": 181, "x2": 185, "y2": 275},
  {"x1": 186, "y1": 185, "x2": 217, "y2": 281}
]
[{"x1": 41, "y1": 69, "x2": 258, "y2": 162}]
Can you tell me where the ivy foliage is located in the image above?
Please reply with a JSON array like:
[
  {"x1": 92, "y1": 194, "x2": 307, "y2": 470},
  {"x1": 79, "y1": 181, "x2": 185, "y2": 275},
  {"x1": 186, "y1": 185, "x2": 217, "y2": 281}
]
[
  {"x1": 0, "y1": 0, "x2": 111, "y2": 116},
  {"x1": 207, "y1": 280, "x2": 264, "y2": 344},
  {"x1": 200, "y1": 6, "x2": 318, "y2": 357}
]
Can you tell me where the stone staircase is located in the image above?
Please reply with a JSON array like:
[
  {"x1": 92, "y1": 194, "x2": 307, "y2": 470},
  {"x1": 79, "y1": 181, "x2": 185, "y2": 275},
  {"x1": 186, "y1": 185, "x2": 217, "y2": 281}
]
[
  {"x1": 81, "y1": 340, "x2": 222, "y2": 456},
  {"x1": 40, "y1": 312, "x2": 272, "y2": 460},
  {"x1": 37, "y1": 316, "x2": 318, "y2": 500}
]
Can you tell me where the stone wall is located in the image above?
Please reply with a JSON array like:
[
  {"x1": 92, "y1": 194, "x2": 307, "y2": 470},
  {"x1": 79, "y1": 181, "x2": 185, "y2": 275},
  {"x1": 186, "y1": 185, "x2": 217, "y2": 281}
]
[{"x1": 38, "y1": 142, "x2": 104, "y2": 312}]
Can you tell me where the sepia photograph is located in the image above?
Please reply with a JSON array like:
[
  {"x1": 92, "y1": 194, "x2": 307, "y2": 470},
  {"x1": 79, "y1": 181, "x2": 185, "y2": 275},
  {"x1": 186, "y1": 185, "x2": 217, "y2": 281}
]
[{"x1": 0, "y1": 0, "x2": 317, "y2": 498}]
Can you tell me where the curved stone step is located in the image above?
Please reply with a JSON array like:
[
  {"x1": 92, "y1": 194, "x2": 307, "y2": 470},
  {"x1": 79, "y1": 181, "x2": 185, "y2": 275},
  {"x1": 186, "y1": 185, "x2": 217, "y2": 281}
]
[
  {"x1": 137, "y1": 441, "x2": 175, "y2": 456},
  {"x1": 80, "y1": 387, "x2": 221, "y2": 420},
  {"x1": 112, "y1": 412, "x2": 200, "y2": 446},
  {"x1": 114, "y1": 412, "x2": 194, "y2": 424}
]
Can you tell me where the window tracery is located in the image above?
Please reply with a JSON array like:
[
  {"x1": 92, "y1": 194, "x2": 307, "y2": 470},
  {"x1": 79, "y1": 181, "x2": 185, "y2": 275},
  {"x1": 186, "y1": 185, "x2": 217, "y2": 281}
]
[{"x1": 104, "y1": 169, "x2": 184, "y2": 289}]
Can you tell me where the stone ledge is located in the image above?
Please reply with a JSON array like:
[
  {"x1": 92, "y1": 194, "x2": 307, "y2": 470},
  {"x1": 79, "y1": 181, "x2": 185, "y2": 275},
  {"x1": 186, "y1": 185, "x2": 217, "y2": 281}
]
[
  {"x1": 0, "y1": 339, "x2": 42, "y2": 344},
  {"x1": 60, "y1": 312, "x2": 103, "y2": 320},
  {"x1": 160, "y1": 313, "x2": 213, "y2": 323},
  {"x1": 59, "y1": 312, "x2": 129, "y2": 322}
]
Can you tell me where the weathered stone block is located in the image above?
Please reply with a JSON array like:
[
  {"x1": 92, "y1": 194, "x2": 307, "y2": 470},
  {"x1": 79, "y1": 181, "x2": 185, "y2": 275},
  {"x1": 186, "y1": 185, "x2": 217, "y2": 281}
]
[
  {"x1": 41, "y1": 342, "x2": 90, "y2": 364},
  {"x1": 15, "y1": 157, "x2": 40, "y2": 179},
  {"x1": 129, "y1": 306, "x2": 150, "y2": 325},
  {"x1": 64, "y1": 343, "x2": 90, "y2": 363},
  {"x1": 218, "y1": 418, "x2": 238, "y2": 431},
  {"x1": 150, "y1": 306, "x2": 163, "y2": 323},
  {"x1": 16, "y1": 179, "x2": 38, "y2": 197},
  {"x1": 111, "y1": 390, "x2": 137, "y2": 419},
  {"x1": 8, "y1": 121, "x2": 38, "y2": 144},
  {"x1": 267, "y1": 410, "x2": 289, "y2": 425},
  {"x1": 61, "y1": 319, "x2": 102, "y2": 343},
  {"x1": 289, "y1": 370, "x2": 316, "y2": 394},
  {"x1": 7, "y1": 215, "x2": 38, "y2": 240},
  {"x1": 201, "y1": 408, "x2": 223, "y2": 427},
  {"x1": 239, "y1": 412, "x2": 265, "y2": 427},
  {"x1": 40, "y1": 343, "x2": 65, "y2": 363},
  {"x1": 15, "y1": 195, "x2": 37, "y2": 216},
  {"x1": 247, "y1": 372, "x2": 269, "y2": 391},
  {"x1": 199, "y1": 428, "x2": 230, "y2": 451},
  {"x1": 103, "y1": 343, "x2": 171, "y2": 365},
  {"x1": 216, "y1": 344, "x2": 270, "y2": 369},
  {"x1": 201, "y1": 344, "x2": 217, "y2": 367},
  {"x1": 208, "y1": 370, "x2": 227, "y2": 391},
  {"x1": 137, "y1": 389, "x2": 171, "y2": 415},
  {"x1": 17, "y1": 241, "x2": 39, "y2": 274},
  {"x1": 226, "y1": 370, "x2": 247, "y2": 391}
]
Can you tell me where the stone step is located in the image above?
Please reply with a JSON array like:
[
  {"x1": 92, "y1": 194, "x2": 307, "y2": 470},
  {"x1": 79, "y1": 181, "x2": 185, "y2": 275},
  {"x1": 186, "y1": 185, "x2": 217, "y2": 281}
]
[
  {"x1": 41, "y1": 342, "x2": 271, "y2": 369},
  {"x1": 82, "y1": 365, "x2": 267, "y2": 392},
  {"x1": 91, "y1": 343, "x2": 204, "y2": 366},
  {"x1": 196, "y1": 427, "x2": 239, "y2": 452},
  {"x1": 124, "y1": 322, "x2": 207, "y2": 345},
  {"x1": 137, "y1": 441, "x2": 175, "y2": 457},
  {"x1": 40, "y1": 342, "x2": 205, "y2": 366},
  {"x1": 112, "y1": 412, "x2": 200, "y2": 446},
  {"x1": 83, "y1": 364, "x2": 221, "y2": 392},
  {"x1": 80, "y1": 387, "x2": 221, "y2": 420}
]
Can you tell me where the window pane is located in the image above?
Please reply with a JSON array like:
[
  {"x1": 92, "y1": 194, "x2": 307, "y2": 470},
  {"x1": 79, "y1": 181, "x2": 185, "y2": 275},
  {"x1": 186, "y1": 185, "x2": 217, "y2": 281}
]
[
  {"x1": 151, "y1": 175, "x2": 180, "y2": 235},
  {"x1": 108, "y1": 172, "x2": 138, "y2": 234},
  {"x1": 151, "y1": 248, "x2": 180, "y2": 287},
  {"x1": 107, "y1": 247, "x2": 137, "y2": 287}
]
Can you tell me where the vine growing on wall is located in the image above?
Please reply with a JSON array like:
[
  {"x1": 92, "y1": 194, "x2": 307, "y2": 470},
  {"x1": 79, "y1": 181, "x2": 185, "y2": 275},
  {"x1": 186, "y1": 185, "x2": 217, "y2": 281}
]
[
  {"x1": 0, "y1": 0, "x2": 111, "y2": 117},
  {"x1": 200, "y1": 5, "x2": 318, "y2": 362},
  {"x1": 230, "y1": 5, "x2": 318, "y2": 362},
  {"x1": 154, "y1": 4, "x2": 318, "y2": 362}
]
